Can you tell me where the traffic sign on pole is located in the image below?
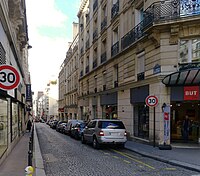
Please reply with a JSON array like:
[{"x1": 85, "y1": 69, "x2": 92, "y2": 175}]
[
  {"x1": 145, "y1": 95, "x2": 158, "y2": 107},
  {"x1": 0, "y1": 65, "x2": 20, "y2": 90}
]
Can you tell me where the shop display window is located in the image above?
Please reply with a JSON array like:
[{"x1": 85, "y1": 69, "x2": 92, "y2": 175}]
[
  {"x1": 0, "y1": 98, "x2": 8, "y2": 157},
  {"x1": 102, "y1": 105, "x2": 118, "y2": 119},
  {"x1": 12, "y1": 102, "x2": 18, "y2": 141},
  {"x1": 134, "y1": 103, "x2": 149, "y2": 140}
]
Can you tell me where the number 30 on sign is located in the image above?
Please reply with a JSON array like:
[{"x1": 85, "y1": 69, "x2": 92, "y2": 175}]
[
  {"x1": 145, "y1": 95, "x2": 158, "y2": 107},
  {"x1": 0, "y1": 65, "x2": 20, "y2": 90}
]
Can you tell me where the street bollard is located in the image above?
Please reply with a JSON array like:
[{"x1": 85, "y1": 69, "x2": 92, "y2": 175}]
[
  {"x1": 28, "y1": 150, "x2": 32, "y2": 166},
  {"x1": 29, "y1": 140, "x2": 32, "y2": 151},
  {"x1": 25, "y1": 166, "x2": 34, "y2": 176}
]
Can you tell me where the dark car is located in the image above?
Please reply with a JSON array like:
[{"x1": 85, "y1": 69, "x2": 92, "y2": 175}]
[
  {"x1": 56, "y1": 121, "x2": 67, "y2": 132},
  {"x1": 50, "y1": 120, "x2": 58, "y2": 129},
  {"x1": 71, "y1": 121, "x2": 86, "y2": 139},
  {"x1": 64, "y1": 120, "x2": 84, "y2": 135}
]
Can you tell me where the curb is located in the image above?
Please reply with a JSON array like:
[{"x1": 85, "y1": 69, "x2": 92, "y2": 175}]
[
  {"x1": 34, "y1": 124, "x2": 46, "y2": 176},
  {"x1": 125, "y1": 145, "x2": 200, "y2": 173}
]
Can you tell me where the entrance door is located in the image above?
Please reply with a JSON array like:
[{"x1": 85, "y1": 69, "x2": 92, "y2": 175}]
[{"x1": 171, "y1": 102, "x2": 200, "y2": 143}]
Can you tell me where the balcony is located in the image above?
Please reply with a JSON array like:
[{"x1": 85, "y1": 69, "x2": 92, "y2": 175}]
[
  {"x1": 93, "y1": 59, "x2": 97, "y2": 69},
  {"x1": 179, "y1": 62, "x2": 200, "y2": 71},
  {"x1": 101, "y1": 17, "x2": 107, "y2": 31},
  {"x1": 93, "y1": 28, "x2": 98, "y2": 41},
  {"x1": 101, "y1": 52, "x2": 107, "y2": 63},
  {"x1": 111, "y1": 0, "x2": 119, "y2": 19},
  {"x1": 85, "y1": 65, "x2": 89, "y2": 74},
  {"x1": 111, "y1": 41, "x2": 119, "y2": 57},
  {"x1": 121, "y1": 0, "x2": 200, "y2": 51},
  {"x1": 93, "y1": 0, "x2": 98, "y2": 12}
]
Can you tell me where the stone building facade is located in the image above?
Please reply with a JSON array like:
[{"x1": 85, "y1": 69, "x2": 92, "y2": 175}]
[
  {"x1": 0, "y1": 0, "x2": 31, "y2": 164},
  {"x1": 59, "y1": 0, "x2": 200, "y2": 146}
]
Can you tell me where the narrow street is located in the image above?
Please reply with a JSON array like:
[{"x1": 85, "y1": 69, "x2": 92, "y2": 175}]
[{"x1": 36, "y1": 123, "x2": 199, "y2": 176}]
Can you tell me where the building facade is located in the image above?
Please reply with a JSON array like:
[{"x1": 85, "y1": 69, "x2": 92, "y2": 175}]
[
  {"x1": 58, "y1": 23, "x2": 79, "y2": 121},
  {"x1": 75, "y1": 0, "x2": 200, "y2": 146},
  {"x1": 0, "y1": 0, "x2": 32, "y2": 164}
]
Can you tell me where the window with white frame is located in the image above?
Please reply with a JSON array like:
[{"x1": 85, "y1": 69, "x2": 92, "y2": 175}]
[{"x1": 179, "y1": 39, "x2": 200, "y2": 63}]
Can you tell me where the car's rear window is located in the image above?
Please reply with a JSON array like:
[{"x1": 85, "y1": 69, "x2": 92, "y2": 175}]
[{"x1": 98, "y1": 121, "x2": 125, "y2": 129}]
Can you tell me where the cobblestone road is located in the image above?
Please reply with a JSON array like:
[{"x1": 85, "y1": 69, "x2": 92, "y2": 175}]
[{"x1": 36, "y1": 123, "x2": 200, "y2": 176}]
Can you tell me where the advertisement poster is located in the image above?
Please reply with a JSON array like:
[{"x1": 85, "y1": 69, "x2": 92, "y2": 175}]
[{"x1": 163, "y1": 105, "x2": 170, "y2": 144}]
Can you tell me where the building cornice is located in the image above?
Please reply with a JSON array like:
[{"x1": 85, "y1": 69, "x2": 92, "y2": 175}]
[{"x1": 77, "y1": 0, "x2": 88, "y2": 18}]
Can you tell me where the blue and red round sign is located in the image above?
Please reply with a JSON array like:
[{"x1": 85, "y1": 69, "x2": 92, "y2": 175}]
[{"x1": 0, "y1": 65, "x2": 20, "y2": 90}]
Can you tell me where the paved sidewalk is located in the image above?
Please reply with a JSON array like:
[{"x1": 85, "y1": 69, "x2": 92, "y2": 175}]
[
  {"x1": 0, "y1": 132, "x2": 31, "y2": 176},
  {"x1": 125, "y1": 140, "x2": 200, "y2": 173}
]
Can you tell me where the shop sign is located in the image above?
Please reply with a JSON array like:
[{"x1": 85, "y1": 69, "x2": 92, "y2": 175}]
[{"x1": 184, "y1": 86, "x2": 199, "y2": 100}]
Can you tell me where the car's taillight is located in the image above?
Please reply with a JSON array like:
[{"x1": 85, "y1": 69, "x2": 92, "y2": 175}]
[
  {"x1": 124, "y1": 131, "x2": 127, "y2": 136},
  {"x1": 99, "y1": 131, "x2": 104, "y2": 136}
]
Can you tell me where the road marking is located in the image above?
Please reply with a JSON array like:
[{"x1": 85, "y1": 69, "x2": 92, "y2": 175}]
[
  {"x1": 112, "y1": 156, "x2": 119, "y2": 159},
  {"x1": 111, "y1": 149, "x2": 155, "y2": 170},
  {"x1": 164, "y1": 168, "x2": 177, "y2": 171},
  {"x1": 123, "y1": 160, "x2": 131, "y2": 164}
]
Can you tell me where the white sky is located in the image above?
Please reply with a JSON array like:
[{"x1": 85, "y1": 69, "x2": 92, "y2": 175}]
[{"x1": 26, "y1": 0, "x2": 79, "y2": 96}]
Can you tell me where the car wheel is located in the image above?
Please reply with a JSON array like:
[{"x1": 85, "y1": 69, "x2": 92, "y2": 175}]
[
  {"x1": 93, "y1": 137, "x2": 100, "y2": 149},
  {"x1": 81, "y1": 135, "x2": 86, "y2": 144}
]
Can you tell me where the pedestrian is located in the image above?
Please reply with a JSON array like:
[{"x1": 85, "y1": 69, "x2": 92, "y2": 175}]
[
  {"x1": 182, "y1": 115, "x2": 190, "y2": 142},
  {"x1": 27, "y1": 119, "x2": 32, "y2": 132}
]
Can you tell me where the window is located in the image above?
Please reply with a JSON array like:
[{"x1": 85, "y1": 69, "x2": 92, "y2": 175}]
[
  {"x1": 0, "y1": 98, "x2": 8, "y2": 157},
  {"x1": 0, "y1": 42, "x2": 6, "y2": 64},
  {"x1": 179, "y1": 39, "x2": 200, "y2": 63},
  {"x1": 135, "y1": 7, "x2": 144, "y2": 26},
  {"x1": 134, "y1": 103, "x2": 149, "y2": 139},
  {"x1": 112, "y1": 27, "x2": 119, "y2": 45},
  {"x1": 12, "y1": 102, "x2": 18, "y2": 141}
]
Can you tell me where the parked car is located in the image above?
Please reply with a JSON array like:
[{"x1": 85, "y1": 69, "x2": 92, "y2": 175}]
[
  {"x1": 50, "y1": 120, "x2": 58, "y2": 129},
  {"x1": 56, "y1": 121, "x2": 67, "y2": 132},
  {"x1": 81, "y1": 119, "x2": 127, "y2": 149},
  {"x1": 71, "y1": 121, "x2": 86, "y2": 139},
  {"x1": 64, "y1": 120, "x2": 85, "y2": 135}
]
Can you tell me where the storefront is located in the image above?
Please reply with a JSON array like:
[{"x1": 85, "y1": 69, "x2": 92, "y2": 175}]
[
  {"x1": 130, "y1": 85, "x2": 149, "y2": 140},
  {"x1": 162, "y1": 68, "x2": 200, "y2": 143},
  {"x1": 170, "y1": 86, "x2": 200, "y2": 143},
  {"x1": 0, "y1": 95, "x2": 8, "y2": 157},
  {"x1": 100, "y1": 92, "x2": 118, "y2": 119}
]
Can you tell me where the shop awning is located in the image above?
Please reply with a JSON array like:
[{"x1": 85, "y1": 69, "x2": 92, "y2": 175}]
[{"x1": 162, "y1": 68, "x2": 200, "y2": 87}]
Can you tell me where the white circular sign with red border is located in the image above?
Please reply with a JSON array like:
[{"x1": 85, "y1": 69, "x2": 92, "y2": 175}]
[
  {"x1": 145, "y1": 95, "x2": 158, "y2": 107},
  {"x1": 0, "y1": 65, "x2": 20, "y2": 90}
]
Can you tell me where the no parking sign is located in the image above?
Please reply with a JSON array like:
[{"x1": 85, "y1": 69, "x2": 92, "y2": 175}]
[{"x1": 0, "y1": 65, "x2": 20, "y2": 90}]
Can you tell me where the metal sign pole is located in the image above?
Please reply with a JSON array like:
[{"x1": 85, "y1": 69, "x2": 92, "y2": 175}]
[{"x1": 153, "y1": 107, "x2": 156, "y2": 147}]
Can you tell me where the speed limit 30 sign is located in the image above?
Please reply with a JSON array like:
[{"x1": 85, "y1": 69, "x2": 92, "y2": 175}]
[
  {"x1": 145, "y1": 95, "x2": 158, "y2": 107},
  {"x1": 0, "y1": 65, "x2": 20, "y2": 90}
]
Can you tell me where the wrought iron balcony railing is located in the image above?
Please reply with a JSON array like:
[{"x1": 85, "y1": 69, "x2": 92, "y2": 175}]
[
  {"x1": 101, "y1": 52, "x2": 107, "y2": 63},
  {"x1": 111, "y1": 41, "x2": 119, "y2": 57},
  {"x1": 178, "y1": 62, "x2": 200, "y2": 71},
  {"x1": 111, "y1": 0, "x2": 119, "y2": 19},
  {"x1": 80, "y1": 70, "x2": 83, "y2": 77},
  {"x1": 121, "y1": 0, "x2": 200, "y2": 51}
]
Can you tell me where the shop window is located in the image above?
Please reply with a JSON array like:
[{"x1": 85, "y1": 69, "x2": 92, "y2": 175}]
[
  {"x1": 12, "y1": 102, "x2": 18, "y2": 141},
  {"x1": 179, "y1": 39, "x2": 200, "y2": 63},
  {"x1": 134, "y1": 103, "x2": 149, "y2": 139},
  {"x1": 0, "y1": 98, "x2": 8, "y2": 157},
  {"x1": 102, "y1": 105, "x2": 118, "y2": 119}
]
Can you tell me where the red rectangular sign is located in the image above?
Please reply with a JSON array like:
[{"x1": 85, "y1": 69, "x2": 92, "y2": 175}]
[{"x1": 184, "y1": 86, "x2": 199, "y2": 100}]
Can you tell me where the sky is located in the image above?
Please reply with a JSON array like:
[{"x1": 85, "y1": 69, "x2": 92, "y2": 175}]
[{"x1": 26, "y1": 0, "x2": 81, "y2": 96}]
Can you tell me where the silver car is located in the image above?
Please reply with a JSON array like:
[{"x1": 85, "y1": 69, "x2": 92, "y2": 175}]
[{"x1": 81, "y1": 119, "x2": 127, "y2": 149}]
